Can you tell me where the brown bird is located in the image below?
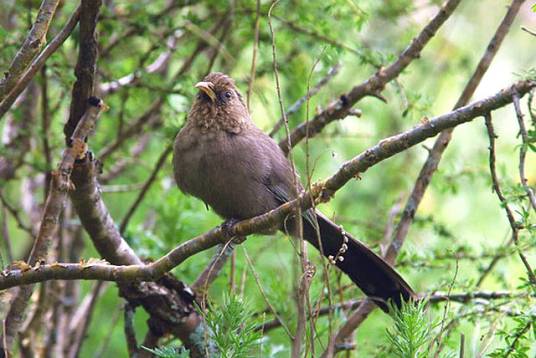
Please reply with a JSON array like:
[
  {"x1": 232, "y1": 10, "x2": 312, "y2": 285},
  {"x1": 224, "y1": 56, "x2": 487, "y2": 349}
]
[{"x1": 173, "y1": 72, "x2": 415, "y2": 311}]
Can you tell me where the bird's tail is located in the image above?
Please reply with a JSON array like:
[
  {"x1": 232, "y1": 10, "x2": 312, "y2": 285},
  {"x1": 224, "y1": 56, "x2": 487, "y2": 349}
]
[{"x1": 302, "y1": 211, "x2": 415, "y2": 312}]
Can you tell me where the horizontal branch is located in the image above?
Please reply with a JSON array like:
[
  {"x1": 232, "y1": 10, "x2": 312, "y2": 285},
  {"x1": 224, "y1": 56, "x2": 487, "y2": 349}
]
[
  {"x1": 0, "y1": 79, "x2": 534, "y2": 290},
  {"x1": 258, "y1": 290, "x2": 531, "y2": 332}
]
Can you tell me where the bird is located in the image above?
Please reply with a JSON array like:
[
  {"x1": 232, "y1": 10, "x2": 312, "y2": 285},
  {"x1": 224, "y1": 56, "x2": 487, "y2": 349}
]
[{"x1": 173, "y1": 72, "x2": 415, "y2": 311}]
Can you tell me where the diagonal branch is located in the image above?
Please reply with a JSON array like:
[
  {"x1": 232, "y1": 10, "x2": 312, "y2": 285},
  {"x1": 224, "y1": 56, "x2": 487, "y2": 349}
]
[
  {"x1": 0, "y1": 79, "x2": 534, "y2": 290},
  {"x1": 512, "y1": 93, "x2": 536, "y2": 212},
  {"x1": 279, "y1": 0, "x2": 462, "y2": 153},
  {"x1": 0, "y1": 0, "x2": 60, "y2": 101},
  {"x1": 484, "y1": 114, "x2": 536, "y2": 286},
  {"x1": 269, "y1": 64, "x2": 341, "y2": 137},
  {"x1": 0, "y1": 5, "x2": 81, "y2": 119},
  {"x1": 322, "y1": 1, "x2": 527, "y2": 352},
  {"x1": 1, "y1": 98, "x2": 106, "y2": 352},
  {"x1": 64, "y1": 0, "x2": 102, "y2": 143}
]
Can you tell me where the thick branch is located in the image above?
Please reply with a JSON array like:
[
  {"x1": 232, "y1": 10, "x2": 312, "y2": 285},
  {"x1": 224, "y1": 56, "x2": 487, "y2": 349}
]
[{"x1": 64, "y1": 0, "x2": 102, "y2": 143}]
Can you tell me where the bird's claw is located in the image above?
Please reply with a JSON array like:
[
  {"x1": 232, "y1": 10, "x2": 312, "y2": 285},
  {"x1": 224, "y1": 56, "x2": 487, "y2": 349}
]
[{"x1": 221, "y1": 218, "x2": 240, "y2": 239}]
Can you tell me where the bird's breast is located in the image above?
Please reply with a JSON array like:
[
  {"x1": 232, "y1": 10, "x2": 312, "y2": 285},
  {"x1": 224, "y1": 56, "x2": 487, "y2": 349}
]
[{"x1": 173, "y1": 128, "x2": 277, "y2": 219}]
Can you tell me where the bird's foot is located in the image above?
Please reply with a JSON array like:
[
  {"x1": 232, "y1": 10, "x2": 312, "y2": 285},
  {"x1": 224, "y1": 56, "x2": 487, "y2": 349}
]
[{"x1": 221, "y1": 218, "x2": 240, "y2": 239}]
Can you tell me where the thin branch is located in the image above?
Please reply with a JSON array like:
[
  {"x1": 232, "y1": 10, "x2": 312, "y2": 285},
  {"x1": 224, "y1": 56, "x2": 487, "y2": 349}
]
[
  {"x1": 123, "y1": 303, "x2": 139, "y2": 357},
  {"x1": 484, "y1": 114, "x2": 536, "y2": 285},
  {"x1": 273, "y1": 15, "x2": 360, "y2": 56},
  {"x1": 0, "y1": 79, "x2": 534, "y2": 289},
  {"x1": 0, "y1": 5, "x2": 81, "y2": 119},
  {"x1": 521, "y1": 26, "x2": 536, "y2": 37},
  {"x1": 269, "y1": 64, "x2": 341, "y2": 137},
  {"x1": 243, "y1": 246, "x2": 294, "y2": 340},
  {"x1": 258, "y1": 290, "x2": 531, "y2": 333},
  {"x1": 503, "y1": 320, "x2": 532, "y2": 358},
  {"x1": 0, "y1": 191, "x2": 33, "y2": 235},
  {"x1": 100, "y1": 0, "x2": 196, "y2": 56},
  {"x1": 246, "y1": 0, "x2": 261, "y2": 110},
  {"x1": 0, "y1": 0, "x2": 60, "y2": 101},
  {"x1": 68, "y1": 281, "x2": 106, "y2": 358},
  {"x1": 1, "y1": 206, "x2": 14, "y2": 263},
  {"x1": 99, "y1": 30, "x2": 182, "y2": 95},
  {"x1": 192, "y1": 242, "x2": 235, "y2": 298},
  {"x1": 119, "y1": 143, "x2": 173, "y2": 234},
  {"x1": 321, "y1": 1, "x2": 527, "y2": 352},
  {"x1": 512, "y1": 92, "x2": 536, "y2": 212},
  {"x1": 1, "y1": 98, "x2": 106, "y2": 352},
  {"x1": 279, "y1": 0, "x2": 463, "y2": 153},
  {"x1": 268, "y1": 0, "x2": 307, "y2": 354}
]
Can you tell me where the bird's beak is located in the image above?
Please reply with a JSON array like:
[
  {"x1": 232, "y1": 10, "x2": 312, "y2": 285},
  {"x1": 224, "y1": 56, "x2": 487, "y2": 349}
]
[{"x1": 195, "y1": 81, "x2": 216, "y2": 102}]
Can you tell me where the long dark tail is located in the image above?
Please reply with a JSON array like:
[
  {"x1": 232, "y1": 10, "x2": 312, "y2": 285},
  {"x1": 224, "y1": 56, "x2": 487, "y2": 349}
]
[{"x1": 302, "y1": 211, "x2": 415, "y2": 312}]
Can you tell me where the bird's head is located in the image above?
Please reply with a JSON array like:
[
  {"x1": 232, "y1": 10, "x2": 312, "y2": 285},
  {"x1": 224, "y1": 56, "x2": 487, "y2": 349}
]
[{"x1": 189, "y1": 72, "x2": 249, "y2": 133}]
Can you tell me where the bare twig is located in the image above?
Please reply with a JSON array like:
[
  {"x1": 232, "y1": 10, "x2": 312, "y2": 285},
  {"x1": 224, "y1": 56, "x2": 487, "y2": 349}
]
[
  {"x1": 258, "y1": 290, "x2": 531, "y2": 333},
  {"x1": 68, "y1": 281, "x2": 106, "y2": 358},
  {"x1": 192, "y1": 242, "x2": 235, "y2": 299},
  {"x1": 521, "y1": 26, "x2": 536, "y2": 37},
  {"x1": 280, "y1": 0, "x2": 463, "y2": 153},
  {"x1": 1, "y1": 98, "x2": 106, "y2": 352},
  {"x1": 270, "y1": 64, "x2": 341, "y2": 137},
  {"x1": 322, "y1": 1, "x2": 527, "y2": 352},
  {"x1": 99, "y1": 30, "x2": 182, "y2": 95},
  {"x1": 243, "y1": 246, "x2": 293, "y2": 340},
  {"x1": 512, "y1": 92, "x2": 536, "y2": 212},
  {"x1": 119, "y1": 143, "x2": 173, "y2": 234},
  {"x1": 0, "y1": 5, "x2": 81, "y2": 119},
  {"x1": 0, "y1": 0, "x2": 61, "y2": 101},
  {"x1": 268, "y1": 1, "x2": 308, "y2": 354},
  {"x1": 484, "y1": 114, "x2": 536, "y2": 285},
  {"x1": 0, "y1": 191, "x2": 32, "y2": 235},
  {"x1": 1, "y1": 206, "x2": 14, "y2": 263},
  {"x1": 246, "y1": 0, "x2": 261, "y2": 110},
  {"x1": 101, "y1": 0, "x2": 195, "y2": 56},
  {"x1": 123, "y1": 303, "x2": 139, "y2": 357}
]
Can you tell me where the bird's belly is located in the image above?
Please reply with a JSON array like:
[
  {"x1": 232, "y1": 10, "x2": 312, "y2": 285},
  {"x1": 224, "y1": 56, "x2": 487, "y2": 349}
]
[{"x1": 174, "y1": 134, "x2": 278, "y2": 220}]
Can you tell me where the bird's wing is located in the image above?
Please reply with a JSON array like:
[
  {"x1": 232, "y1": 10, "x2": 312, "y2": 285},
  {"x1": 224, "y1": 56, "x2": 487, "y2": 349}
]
[{"x1": 262, "y1": 164, "x2": 318, "y2": 232}]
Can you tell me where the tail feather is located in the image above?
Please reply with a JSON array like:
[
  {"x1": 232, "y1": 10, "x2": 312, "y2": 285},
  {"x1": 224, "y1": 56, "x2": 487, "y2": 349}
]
[{"x1": 303, "y1": 211, "x2": 415, "y2": 312}]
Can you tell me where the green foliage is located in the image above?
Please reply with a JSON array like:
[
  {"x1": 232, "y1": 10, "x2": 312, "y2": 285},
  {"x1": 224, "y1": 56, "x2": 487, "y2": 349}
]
[
  {"x1": 142, "y1": 345, "x2": 190, "y2": 358},
  {"x1": 2, "y1": 1, "x2": 536, "y2": 356},
  {"x1": 385, "y1": 299, "x2": 435, "y2": 358},
  {"x1": 489, "y1": 313, "x2": 535, "y2": 358},
  {"x1": 203, "y1": 295, "x2": 263, "y2": 358}
]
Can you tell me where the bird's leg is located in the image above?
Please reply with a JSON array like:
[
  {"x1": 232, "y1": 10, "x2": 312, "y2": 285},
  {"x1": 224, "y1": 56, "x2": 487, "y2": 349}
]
[
  {"x1": 220, "y1": 218, "x2": 240, "y2": 239},
  {"x1": 220, "y1": 218, "x2": 248, "y2": 245}
]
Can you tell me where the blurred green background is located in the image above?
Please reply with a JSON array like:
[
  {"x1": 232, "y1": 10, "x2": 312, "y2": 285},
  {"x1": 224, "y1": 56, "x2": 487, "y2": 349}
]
[{"x1": 1, "y1": 0, "x2": 535, "y2": 356}]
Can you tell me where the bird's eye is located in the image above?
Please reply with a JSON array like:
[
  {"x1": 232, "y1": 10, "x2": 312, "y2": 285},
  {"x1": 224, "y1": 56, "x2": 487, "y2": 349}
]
[{"x1": 224, "y1": 91, "x2": 232, "y2": 99}]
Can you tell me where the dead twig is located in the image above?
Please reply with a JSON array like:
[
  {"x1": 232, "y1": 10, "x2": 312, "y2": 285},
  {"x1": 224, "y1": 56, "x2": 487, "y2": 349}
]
[{"x1": 484, "y1": 114, "x2": 536, "y2": 286}]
